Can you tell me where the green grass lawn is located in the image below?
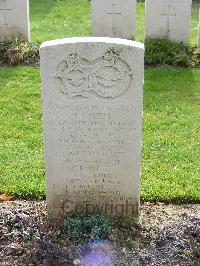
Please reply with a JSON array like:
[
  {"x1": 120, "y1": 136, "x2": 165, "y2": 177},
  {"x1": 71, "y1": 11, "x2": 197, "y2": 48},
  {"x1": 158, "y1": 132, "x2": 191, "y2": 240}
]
[
  {"x1": 30, "y1": 0, "x2": 200, "y2": 46},
  {"x1": 0, "y1": 67, "x2": 200, "y2": 202}
]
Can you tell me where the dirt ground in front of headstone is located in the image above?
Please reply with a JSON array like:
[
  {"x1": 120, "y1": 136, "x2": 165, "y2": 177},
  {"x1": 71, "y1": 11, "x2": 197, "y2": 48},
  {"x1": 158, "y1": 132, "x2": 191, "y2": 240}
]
[{"x1": 0, "y1": 201, "x2": 199, "y2": 266}]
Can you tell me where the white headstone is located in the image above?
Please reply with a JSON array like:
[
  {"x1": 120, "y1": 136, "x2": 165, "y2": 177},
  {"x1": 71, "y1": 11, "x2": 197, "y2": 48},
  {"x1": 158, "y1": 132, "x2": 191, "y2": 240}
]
[
  {"x1": 40, "y1": 37, "x2": 144, "y2": 222},
  {"x1": 0, "y1": 0, "x2": 30, "y2": 41},
  {"x1": 198, "y1": 9, "x2": 200, "y2": 48},
  {"x1": 91, "y1": 0, "x2": 136, "y2": 40},
  {"x1": 145, "y1": 0, "x2": 192, "y2": 44}
]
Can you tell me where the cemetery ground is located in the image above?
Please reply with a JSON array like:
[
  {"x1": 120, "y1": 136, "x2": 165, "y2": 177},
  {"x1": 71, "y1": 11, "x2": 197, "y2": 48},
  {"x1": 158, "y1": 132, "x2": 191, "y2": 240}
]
[
  {"x1": 0, "y1": 0, "x2": 200, "y2": 265},
  {"x1": 1, "y1": 67, "x2": 200, "y2": 265}
]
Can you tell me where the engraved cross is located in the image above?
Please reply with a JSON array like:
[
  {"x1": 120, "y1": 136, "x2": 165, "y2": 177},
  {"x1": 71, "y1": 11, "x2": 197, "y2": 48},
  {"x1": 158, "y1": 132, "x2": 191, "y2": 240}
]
[
  {"x1": 106, "y1": 3, "x2": 121, "y2": 34},
  {"x1": 0, "y1": 0, "x2": 12, "y2": 26},
  {"x1": 161, "y1": 0, "x2": 176, "y2": 35}
]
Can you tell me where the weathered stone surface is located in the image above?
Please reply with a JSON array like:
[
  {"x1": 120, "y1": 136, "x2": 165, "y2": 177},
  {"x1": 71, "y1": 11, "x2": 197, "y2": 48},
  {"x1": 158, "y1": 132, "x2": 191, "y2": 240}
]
[
  {"x1": 145, "y1": 0, "x2": 192, "y2": 44},
  {"x1": 91, "y1": 0, "x2": 136, "y2": 40},
  {"x1": 0, "y1": 0, "x2": 30, "y2": 41},
  {"x1": 40, "y1": 37, "x2": 144, "y2": 222}
]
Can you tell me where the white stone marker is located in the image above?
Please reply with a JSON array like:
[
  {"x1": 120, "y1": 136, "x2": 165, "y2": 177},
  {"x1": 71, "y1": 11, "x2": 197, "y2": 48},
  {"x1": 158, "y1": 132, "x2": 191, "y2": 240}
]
[
  {"x1": 145, "y1": 0, "x2": 192, "y2": 44},
  {"x1": 92, "y1": 0, "x2": 136, "y2": 40},
  {"x1": 0, "y1": 0, "x2": 30, "y2": 41},
  {"x1": 40, "y1": 37, "x2": 144, "y2": 222}
]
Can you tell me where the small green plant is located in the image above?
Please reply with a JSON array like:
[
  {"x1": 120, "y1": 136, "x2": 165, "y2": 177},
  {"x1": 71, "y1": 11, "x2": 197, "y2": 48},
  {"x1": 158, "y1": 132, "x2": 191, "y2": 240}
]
[
  {"x1": 0, "y1": 40, "x2": 39, "y2": 66},
  {"x1": 126, "y1": 262, "x2": 141, "y2": 266},
  {"x1": 64, "y1": 213, "x2": 111, "y2": 243},
  {"x1": 145, "y1": 38, "x2": 197, "y2": 67},
  {"x1": 190, "y1": 48, "x2": 200, "y2": 67}
]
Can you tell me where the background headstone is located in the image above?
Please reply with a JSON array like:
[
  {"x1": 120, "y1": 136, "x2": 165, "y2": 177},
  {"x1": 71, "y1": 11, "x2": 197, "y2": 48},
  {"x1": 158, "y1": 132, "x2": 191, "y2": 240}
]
[
  {"x1": 91, "y1": 0, "x2": 136, "y2": 40},
  {"x1": 145, "y1": 0, "x2": 192, "y2": 44},
  {"x1": 40, "y1": 37, "x2": 144, "y2": 222},
  {"x1": 0, "y1": 0, "x2": 30, "y2": 41}
]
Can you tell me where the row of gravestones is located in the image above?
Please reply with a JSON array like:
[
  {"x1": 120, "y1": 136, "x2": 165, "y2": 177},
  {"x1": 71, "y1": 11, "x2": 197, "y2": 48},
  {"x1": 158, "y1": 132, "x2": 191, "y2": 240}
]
[
  {"x1": 93, "y1": 0, "x2": 193, "y2": 45},
  {"x1": 1, "y1": 0, "x2": 200, "y2": 46}
]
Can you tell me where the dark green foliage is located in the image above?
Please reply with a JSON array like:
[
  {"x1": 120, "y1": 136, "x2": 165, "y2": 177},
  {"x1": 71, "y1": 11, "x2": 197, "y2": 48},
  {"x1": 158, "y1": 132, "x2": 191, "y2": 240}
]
[
  {"x1": 0, "y1": 39, "x2": 199, "y2": 67},
  {"x1": 145, "y1": 39, "x2": 200, "y2": 67},
  {"x1": 191, "y1": 48, "x2": 200, "y2": 67},
  {"x1": 64, "y1": 214, "x2": 111, "y2": 243},
  {"x1": 0, "y1": 41, "x2": 39, "y2": 66}
]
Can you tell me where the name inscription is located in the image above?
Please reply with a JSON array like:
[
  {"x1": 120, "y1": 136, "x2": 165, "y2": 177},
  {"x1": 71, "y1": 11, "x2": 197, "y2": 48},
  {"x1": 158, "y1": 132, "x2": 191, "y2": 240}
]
[{"x1": 47, "y1": 103, "x2": 135, "y2": 192}]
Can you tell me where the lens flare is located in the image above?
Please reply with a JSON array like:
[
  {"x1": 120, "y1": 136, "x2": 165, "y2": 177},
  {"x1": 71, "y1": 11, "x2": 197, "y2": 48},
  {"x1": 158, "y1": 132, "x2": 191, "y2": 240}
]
[{"x1": 80, "y1": 241, "x2": 114, "y2": 266}]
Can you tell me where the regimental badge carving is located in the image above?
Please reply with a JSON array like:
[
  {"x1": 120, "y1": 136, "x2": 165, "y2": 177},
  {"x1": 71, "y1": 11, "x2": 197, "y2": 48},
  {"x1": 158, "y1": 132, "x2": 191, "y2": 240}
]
[{"x1": 54, "y1": 48, "x2": 133, "y2": 99}]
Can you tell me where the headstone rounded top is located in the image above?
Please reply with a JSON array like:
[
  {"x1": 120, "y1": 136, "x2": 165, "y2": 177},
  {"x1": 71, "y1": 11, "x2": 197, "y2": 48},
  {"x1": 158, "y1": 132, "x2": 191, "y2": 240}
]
[{"x1": 40, "y1": 37, "x2": 144, "y2": 50}]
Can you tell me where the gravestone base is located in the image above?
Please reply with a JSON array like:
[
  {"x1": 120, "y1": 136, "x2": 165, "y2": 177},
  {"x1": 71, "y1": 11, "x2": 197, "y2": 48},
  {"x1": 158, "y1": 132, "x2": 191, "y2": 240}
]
[
  {"x1": 0, "y1": 26, "x2": 26, "y2": 41},
  {"x1": 47, "y1": 191, "x2": 140, "y2": 223}
]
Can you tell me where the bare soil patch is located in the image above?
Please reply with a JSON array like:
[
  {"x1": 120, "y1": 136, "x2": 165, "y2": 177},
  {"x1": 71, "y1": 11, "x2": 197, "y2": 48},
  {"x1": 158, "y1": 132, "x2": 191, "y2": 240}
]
[{"x1": 0, "y1": 201, "x2": 199, "y2": 266}]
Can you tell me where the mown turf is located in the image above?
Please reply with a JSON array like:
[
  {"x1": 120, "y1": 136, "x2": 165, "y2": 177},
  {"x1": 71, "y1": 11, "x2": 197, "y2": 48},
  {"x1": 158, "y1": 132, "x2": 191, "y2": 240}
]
[
  {"x1": 0, "y1": 67, "x2": 44, "y2": 197},
  {"x1": 142, "y1": 68, "x2": 200, "y2": 202},
  {"x1": 30, "y1": 0, "x2": 90, "y2": 43},
  {"x1": 0, "y1": 67, "x2": 199, "y2": 202},
  {"x1": 30, "y1": 0, "x2": 200, "y2": 46}
]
